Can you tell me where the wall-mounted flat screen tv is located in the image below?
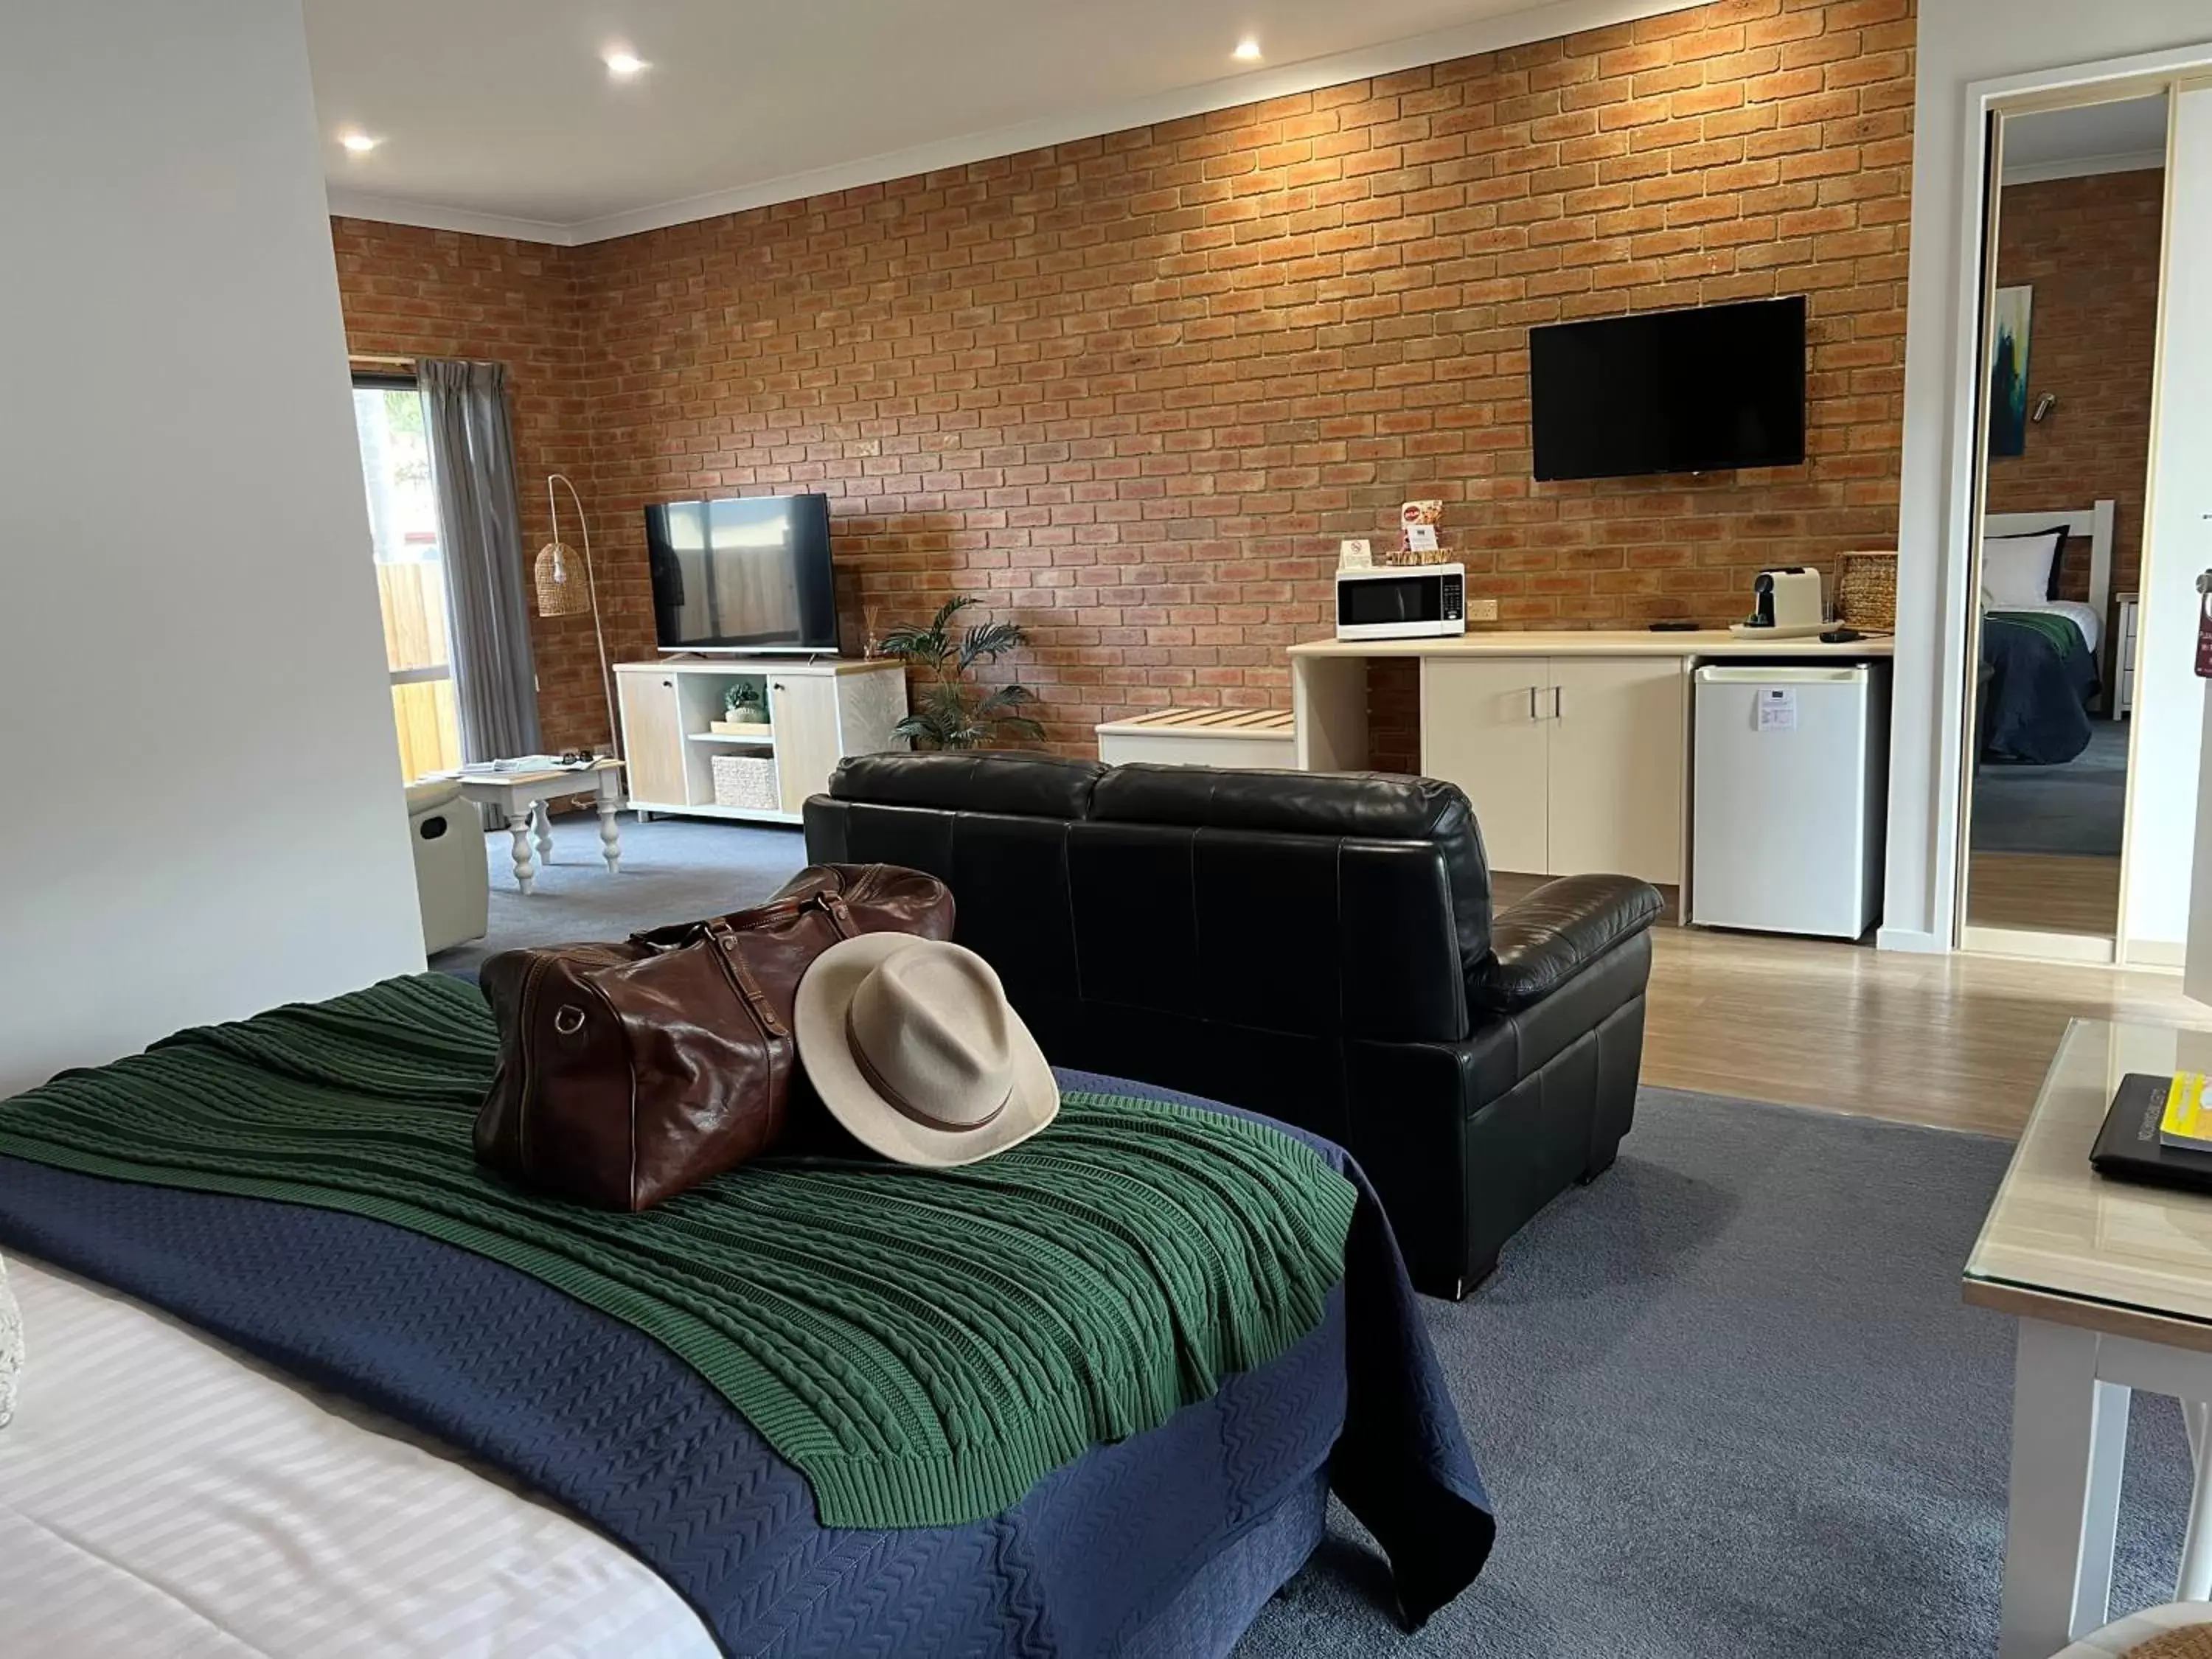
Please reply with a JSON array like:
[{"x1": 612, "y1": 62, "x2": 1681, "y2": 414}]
[
  {"x1": 645, "y1": 493, "x2": 840, "y2": 653},
  {"x1": 1529, "y1": 296, "x2": 1807, "y2": 481}
]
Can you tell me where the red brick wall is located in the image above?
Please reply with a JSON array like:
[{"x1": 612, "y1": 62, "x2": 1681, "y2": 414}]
[
  {"x1": 1986, "y1": 168, "x2": 2164, "y2": 605},
  {"x1": 338, "y1": 0, "x2": 1915, "y2": 761}
]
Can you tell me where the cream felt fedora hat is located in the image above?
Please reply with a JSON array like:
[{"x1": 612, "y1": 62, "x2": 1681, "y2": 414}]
[{"x1": 794, "y1": 933, "x2": 1058, "y2": 1167}]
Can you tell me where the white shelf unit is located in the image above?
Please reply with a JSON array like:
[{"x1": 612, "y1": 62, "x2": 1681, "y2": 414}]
[{"x1": 614, "y1": 657, "x2": 908, "y2": 825}]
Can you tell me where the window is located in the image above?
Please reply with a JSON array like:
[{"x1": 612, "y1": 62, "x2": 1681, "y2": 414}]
[{"x1": 351, "y1": 376, "x2": 460, "y2": 780}]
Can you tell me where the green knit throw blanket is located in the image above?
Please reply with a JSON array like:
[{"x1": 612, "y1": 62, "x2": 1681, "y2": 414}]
[{"x1": 0, "y1": 974, "x2": 1357, "y2": 1528}]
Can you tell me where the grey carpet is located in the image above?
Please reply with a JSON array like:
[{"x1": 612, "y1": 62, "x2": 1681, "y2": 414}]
[
  {"x1": 1972, "y1": 717, "x2": 2129, "y2": 856},
  {"x1": 428, "y1": 812, "x2": 807, "y2": 973},
  {"x1": 1238, "y1": 1090, "x2": 2193, "y2": 1658}
]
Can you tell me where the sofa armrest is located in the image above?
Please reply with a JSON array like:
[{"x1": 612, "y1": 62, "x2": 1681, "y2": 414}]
[{"x1": 1465, "y1": 874, "x2": 1665, "y2": 1015}]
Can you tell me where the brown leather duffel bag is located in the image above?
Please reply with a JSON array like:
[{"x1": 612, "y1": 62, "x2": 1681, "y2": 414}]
[{"x1": 475, "y1": 863, "x2": 955, "y2": 1210}]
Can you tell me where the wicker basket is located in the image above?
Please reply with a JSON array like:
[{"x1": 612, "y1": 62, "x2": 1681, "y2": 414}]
[
  {"x1": 710, "y1": 753, "x2": 779, "y2": 811},
  {"x1": 1835, "y1": 551, "x2": 1899, "y2": 630}
]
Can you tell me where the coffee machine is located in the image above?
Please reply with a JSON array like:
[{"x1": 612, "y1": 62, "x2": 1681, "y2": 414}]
[{"x1": 1728, "y1": 567, "x2": 1826, "y2": 639}]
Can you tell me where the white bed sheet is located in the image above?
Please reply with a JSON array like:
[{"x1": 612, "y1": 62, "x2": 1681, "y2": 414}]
[
  {"x1": 1991, "y1": 597, "x2": 2102, "y2": 655},
  {"x1": 0, "y1": 1254, "x2": 719, "y2": 1659}
]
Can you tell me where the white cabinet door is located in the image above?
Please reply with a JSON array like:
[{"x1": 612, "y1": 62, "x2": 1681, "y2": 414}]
[
  {"x1": 1545, "y1": 657, "x2": 1685, "y2": 885},
  {"x1": 616, "y1": 668, "x2": 689, "y2": 807},
  {"x1": 771, "y1": 672, "x2": 844, "y2": 813},
  {"x1": 1419, "y1": 656, "x2": 1551, "y2": 874}
]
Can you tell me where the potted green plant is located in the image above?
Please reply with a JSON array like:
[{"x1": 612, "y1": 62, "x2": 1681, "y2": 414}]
[
  {"x1": 723, "y1": 682, "x2": 768, "y2": 725},
  {"x1": 876, "y1": 596, "x2": 1046, "y2": 751}
]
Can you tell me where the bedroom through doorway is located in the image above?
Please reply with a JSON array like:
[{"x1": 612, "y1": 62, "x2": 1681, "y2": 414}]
[{"x1": 1961, "y1": 92, "x2": 2168, "y2": 953}]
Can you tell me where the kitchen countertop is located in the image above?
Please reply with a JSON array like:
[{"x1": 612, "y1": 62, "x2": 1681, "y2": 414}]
[{"x1": 1287, "y1": 629, "x2": 1896, "y2": 659}]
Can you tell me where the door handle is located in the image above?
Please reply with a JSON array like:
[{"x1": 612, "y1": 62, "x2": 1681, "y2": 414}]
[
  {"x1": 1551, "y1": 685, "x2": 1563, "y2": 720},
  {"x1": 1527, "y1": 687, "x2": 1540, "y2": 721}
]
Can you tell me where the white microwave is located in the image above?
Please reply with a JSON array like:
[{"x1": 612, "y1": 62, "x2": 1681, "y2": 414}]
[{"x1": 1335, "y1": 563, "x2": 1466, "y2": 639}]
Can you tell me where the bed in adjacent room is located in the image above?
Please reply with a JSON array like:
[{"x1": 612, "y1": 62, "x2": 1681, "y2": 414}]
[
  {"x1": 0, "y1": 975, "x2": 1492, "y2": 1658},
  {"x1": 1977, "y1": 501, "x2": 2117, "y2": 765}
]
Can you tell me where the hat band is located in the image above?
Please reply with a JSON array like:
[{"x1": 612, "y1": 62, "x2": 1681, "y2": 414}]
[{"x1": 846, "y1": 1004, "x2": 1012, "y2": 1134}]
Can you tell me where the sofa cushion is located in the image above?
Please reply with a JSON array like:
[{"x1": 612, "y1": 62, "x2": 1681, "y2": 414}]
[
  {"x1": 1092, "y1": 765, "x2": 1492, "y2": 970},
  {"x1": 831, "y1": 751, "x2": 1105, "y2": 818}
]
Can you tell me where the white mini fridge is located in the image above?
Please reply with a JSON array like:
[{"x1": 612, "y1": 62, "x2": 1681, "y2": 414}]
[{"x1": 1690, "y1": 664, "x2": 1888, "y2": 939}]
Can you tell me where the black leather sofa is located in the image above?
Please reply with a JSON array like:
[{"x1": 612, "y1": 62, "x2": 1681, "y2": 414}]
[{"x1": 804, "y1": 752, "x2": 1664, "y2": 1298}]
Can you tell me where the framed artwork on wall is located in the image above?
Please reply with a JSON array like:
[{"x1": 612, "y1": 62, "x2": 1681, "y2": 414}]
[{"x1": 1989, "y1": 285, "x2": 2034, "y2": 458}]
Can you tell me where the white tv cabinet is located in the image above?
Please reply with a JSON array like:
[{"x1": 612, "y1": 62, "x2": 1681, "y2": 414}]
[{"x1": 613, "y1": 656, "x2": 908, "y2": 827}]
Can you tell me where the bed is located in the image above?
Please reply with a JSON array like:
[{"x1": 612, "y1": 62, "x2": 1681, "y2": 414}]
[
  {"x1": 1978, "y1": 501, "x2": 2118, "y2": 765},
  {"x1": 0, "y1": 979, "x2": 1492, "y2": 1658}
]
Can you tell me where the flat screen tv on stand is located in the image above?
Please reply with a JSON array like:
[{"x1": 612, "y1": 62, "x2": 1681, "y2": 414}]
[{"x1": 645, "y1": 493, "x2": 841, "y2": 655}]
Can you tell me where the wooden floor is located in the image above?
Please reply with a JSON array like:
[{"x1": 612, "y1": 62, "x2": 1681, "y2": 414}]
[
  {"x1": 1964, "y1": 852, "x2": 2121, "y2": 937},
  {"x1": 1492, "y1": 872, "x2": 2204, "y2": 1139},
  {"x1": 1638, "y1": 925, "x2": 2205, "y2": 1137}
]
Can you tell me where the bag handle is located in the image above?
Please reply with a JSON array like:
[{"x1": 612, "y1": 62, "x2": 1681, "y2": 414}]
[{"x1": 626, "y1": 880, "x2": 858, "y2": 953}]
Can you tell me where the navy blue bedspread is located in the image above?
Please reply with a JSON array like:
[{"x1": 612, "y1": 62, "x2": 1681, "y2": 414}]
[
  {"x1": 0, "y1": 1066, "x2": 1492, "y2": 1656},
  {"x1": 1981, "y1": 611, "x2": 2098, "y2": 765}
]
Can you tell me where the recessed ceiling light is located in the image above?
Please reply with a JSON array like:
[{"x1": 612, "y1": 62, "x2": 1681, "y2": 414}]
[
  {"x1": 1233, "y1": 38, "x2": 1262, "y2": 61},
  {"x1": 604, "y1": 49, "x2": 648, "y2": 77},
  {"x1": 339, "y1": 132, "x2": 381, "y2": 153}
]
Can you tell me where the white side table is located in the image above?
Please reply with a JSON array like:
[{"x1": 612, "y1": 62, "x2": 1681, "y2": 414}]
[{"x1": 445, "y1": 759, "x2": 626, "y2": 896}]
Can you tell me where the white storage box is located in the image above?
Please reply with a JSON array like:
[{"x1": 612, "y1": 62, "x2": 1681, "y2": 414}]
[
  {"x1": 1096, "y1": 707, "x2": 1297, "y2": 770},
  {"x1": 403, "y1": 777, "x2": 488, "y2": 955},
  {"x1": 711, "y1": 754, "x2": 780, "y2": 811}
]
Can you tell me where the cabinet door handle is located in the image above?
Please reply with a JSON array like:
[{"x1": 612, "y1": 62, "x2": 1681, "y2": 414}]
[
  {"x1": 1527, "y1": 687, "x2": 1540, "y2": 721},
  {"x1": 1552, "y1": 685, "x2": 1563, "y2": 720}
]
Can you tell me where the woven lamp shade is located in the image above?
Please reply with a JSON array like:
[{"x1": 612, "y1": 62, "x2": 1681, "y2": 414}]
[{"x1": 535, "y1": 540, "x2": 591, "y2": 619}]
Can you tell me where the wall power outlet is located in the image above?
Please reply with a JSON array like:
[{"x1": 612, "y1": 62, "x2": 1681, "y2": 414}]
[{"x1": 1466, "y1": 597, "x2": 1499, "y2": 622}]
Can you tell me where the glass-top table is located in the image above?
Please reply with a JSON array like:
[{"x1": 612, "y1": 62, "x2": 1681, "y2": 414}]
[
  {"x1": 1966, "y1": 1018, "x2": 2212, "y2": 1330},
  {"x1": 1965, "y1": 1018, "x2": 2212, "y2": 1659}
]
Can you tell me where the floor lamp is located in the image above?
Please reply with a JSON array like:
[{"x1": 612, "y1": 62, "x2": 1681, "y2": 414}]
[{"x1": 532, "y1": 473, "x2": 620, "y2": 760}]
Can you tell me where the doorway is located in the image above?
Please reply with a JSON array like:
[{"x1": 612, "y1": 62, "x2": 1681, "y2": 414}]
[{"x1": 1958, "y1": 92, "x2": 2171, "y2": 959}]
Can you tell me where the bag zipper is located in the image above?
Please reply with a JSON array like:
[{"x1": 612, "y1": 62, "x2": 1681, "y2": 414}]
[{"x1": 511, "y1": 953, "x2": 554, "y2": 1173}]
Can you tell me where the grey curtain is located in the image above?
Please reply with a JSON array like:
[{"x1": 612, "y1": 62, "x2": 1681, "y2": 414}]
[{"x1": 418, "y1": 358, "x2": 541, "y2": 762}]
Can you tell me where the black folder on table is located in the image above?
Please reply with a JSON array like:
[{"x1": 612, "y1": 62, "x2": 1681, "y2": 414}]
[{"x1": 2090, "y1": 1072, "x2": 2212, "y2": 1194}]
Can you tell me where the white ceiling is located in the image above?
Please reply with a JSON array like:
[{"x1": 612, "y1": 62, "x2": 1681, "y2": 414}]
[
  {"x1": 2002, "y1": 94, "x2": 2168, "y2": 185},
  {"x1": 307, "y1": 0, "x2": 1701, "y2": 244}
]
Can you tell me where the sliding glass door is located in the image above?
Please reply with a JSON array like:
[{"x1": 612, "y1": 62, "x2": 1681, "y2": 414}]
[{"x1": 350, "y1": 375, "x2": 460, "y2": 781}]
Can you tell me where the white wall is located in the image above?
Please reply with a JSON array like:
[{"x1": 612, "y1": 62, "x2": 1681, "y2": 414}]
[
  {"x1": 2127, "y1": 86, "x2": 2212, "y2": 955},
  {"x1": 0, "y1": 0, "x2": 425, "y2": 1092},
  {"x1": 1882, "y1": 0, "x2": 2212, "y2": 952}
]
